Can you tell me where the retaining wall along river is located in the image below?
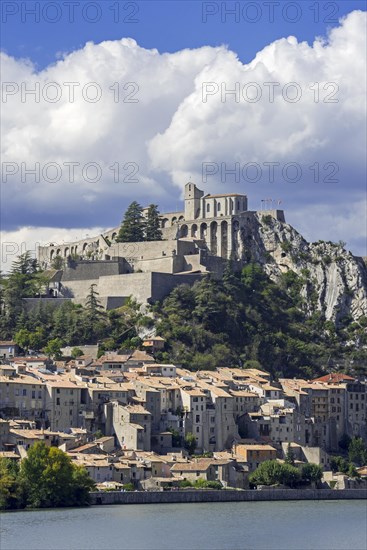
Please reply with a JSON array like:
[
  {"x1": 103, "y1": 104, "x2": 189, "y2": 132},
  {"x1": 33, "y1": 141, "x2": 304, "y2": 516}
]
[{"x1": 89, "y1": 488, "x2": 366, "y2": 505}]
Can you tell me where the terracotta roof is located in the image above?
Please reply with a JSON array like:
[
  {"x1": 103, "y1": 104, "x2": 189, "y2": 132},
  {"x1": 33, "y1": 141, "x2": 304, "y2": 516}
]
[
  {"x1": 129, "y1": 350, "x2": 155, "y2": 361},
  {"x1": 236, "y1": 444, "x2": 276, "y2": 451},
  {"x1": 171, "y1": 459, "x2": 231, "y2": 471},
  {"x1": 311, "y1": 373, "x2": 355, "y2": 383},
  {"x1": 205, "y1": 193, "x2": 247, "y2": 198},
  {"x1": 98, "y1": 354, "x2": 130, "y2": 363},
  {"x1": 10, "y1": 356, "x2": 48, "y2": 362}
]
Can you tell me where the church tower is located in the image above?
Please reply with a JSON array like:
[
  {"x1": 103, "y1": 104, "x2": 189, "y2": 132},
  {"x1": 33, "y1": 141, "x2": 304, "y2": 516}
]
[{"x1": 184, "y1": 182, "x2": 204, "y2": 220}]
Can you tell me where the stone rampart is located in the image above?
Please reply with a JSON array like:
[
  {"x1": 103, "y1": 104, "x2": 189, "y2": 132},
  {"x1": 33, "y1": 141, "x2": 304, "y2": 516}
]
[{"x1": 62, "y1": 260, "x2": 127, "y2": 281}]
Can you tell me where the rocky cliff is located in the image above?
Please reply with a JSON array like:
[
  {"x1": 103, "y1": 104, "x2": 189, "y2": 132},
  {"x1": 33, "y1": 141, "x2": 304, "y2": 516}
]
[{"x1": 240, "y1": 213, "x2": 367, "y2": 324}]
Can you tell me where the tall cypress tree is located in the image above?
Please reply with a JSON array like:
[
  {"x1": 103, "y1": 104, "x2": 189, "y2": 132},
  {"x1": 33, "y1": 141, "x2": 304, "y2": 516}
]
[
  {"x1": 145, "y1": 204, "x2": 162, "y2": 241},
  {"x1": 116, "y1": 201, "x2": 145, "y2": 243}
]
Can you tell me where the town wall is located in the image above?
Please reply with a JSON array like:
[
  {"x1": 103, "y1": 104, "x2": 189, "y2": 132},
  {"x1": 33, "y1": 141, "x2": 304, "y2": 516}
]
[{"x1": 89, "y1": 488, "x2": 366, "y2": 506}]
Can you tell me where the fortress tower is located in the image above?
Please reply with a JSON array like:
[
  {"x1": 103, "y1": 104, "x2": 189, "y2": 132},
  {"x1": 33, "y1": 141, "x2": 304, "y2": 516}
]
[
  {"x1": 184, "y1": 182, "x2": 248, "y2": 220},
  {"x1": 184, "y1": 182, "x2": 204, "y2": 220}
]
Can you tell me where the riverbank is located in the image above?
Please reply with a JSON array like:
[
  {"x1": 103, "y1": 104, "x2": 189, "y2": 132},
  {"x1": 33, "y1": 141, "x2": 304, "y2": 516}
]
[{"x1": 89, "y1": 488, "x2": 366, "y2": 505}]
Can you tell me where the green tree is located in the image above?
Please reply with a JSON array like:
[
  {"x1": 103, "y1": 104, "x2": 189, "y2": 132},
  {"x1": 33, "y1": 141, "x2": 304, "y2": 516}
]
[
  {"x1": 1, "y1": 253, "x2": 45, "y2": 335},
  {"x1": 71, "y1": 347, "x2": 84, "y2": 358},
  {"x1": 249, "y1": 460, "x2": 301, "y2": 488},
  {"x1": 20, "y1": 442, "x2": 95, "y2": 508},
  {"x1": 330, "y1": 456, "x2": 349, "y2": 474},
  {"x1": 0, "y1": 458, "x2": 23, "y2": 510},
  {"x1": 85, "y1": 284, "x2": 104, "y2": 324},
  {"x1": 347, "y1": 463, "x2": 360, "y2": 478},
  {"x1": 116, "y1": 201, "x2": 145, "y2": 243},
  {"x1": 14, "y1": 329, "x2": 32, "y2": 352},
  {"x1": 285, "y1": 443, "x2": 295, "y2": 465},
  {"x1": 51, "y1": 256, "x2": 64, "y2": 270},
  {"x1": 84, "y1": 284, "x2": 106, "y2": 342},
  {"x1": 168, "y1": 428, "x2": 181, "y2": 447},
  {"x1": 249, "y1": 460, "x2": 283, "y2": 486},
  {"x1": 184, "y1": 432, "x2": 197, "y2": 455},
  {"x1": 348, "y1": 437, "x2": 367, "y2": 466},
  {"x1": 280, "y1": 463, "x2": 301, "y2": 488},
  {"x1": 301, "y1": 463, "x2": 323, "y2": 485},
  {"x1": 29, "y1": 328, "x2": 46, "y2": 351},
  {"x1": 145, "y1": 204, "x2": 162, "y2": 241},
  {"x1": 44, "y1": 338, "x2": 63, "y2": 359}
]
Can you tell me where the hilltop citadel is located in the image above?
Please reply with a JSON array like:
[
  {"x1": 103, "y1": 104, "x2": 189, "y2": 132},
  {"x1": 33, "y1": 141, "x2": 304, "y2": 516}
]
[{"x1": 37, "y1": 183, "x2": 285, "y2": 308}]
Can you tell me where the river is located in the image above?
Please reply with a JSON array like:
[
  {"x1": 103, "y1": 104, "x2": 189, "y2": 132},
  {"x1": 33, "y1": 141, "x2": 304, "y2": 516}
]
[{"x1": 1, "y1": 500, "x2": 366, "y2": 550}]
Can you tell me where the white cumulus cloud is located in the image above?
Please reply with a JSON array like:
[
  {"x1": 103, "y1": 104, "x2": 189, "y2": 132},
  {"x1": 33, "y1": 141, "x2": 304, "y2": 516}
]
[{"x1": 1, "y1": 10, "x2": 366, "y2": 264}]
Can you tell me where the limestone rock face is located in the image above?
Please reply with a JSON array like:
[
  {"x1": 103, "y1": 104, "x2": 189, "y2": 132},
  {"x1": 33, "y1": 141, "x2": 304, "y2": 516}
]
[{"x1": 240, "y1": 213, "x2": 367, "y2": 324}]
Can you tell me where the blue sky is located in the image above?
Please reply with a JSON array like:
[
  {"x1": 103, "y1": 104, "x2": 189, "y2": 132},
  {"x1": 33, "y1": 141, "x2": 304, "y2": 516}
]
[
  {"x1": 1, "y1": 1, "x2": 366, "y2": 264},
  {"x1": 2, "y1": 1, "x2": 366, "y2": 68}
]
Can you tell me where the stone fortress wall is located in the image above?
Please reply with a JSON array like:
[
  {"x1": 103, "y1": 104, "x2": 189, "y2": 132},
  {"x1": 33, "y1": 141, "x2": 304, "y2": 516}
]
[{"x1": 37, "y1": 183, "x2": 285, "y2": 307}]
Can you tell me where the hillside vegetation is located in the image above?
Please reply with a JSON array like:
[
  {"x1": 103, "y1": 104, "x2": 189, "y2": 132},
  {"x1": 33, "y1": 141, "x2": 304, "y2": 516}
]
[
  {"x1": 152, "y1": 263, "x2": 367, "y2": 379},
  {"x1": 1, "y1": 254, "x2": 366, "y2": 378}
]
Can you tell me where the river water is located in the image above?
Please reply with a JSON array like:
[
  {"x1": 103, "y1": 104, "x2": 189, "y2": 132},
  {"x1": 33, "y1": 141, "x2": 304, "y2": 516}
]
[{"x1": 1, "y1": 500, "x2": 366, "y2": 550}]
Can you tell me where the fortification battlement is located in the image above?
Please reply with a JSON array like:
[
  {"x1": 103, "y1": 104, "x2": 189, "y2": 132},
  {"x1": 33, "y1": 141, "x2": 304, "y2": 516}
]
[{"x1": 37, "y1": 183, "x2": 285, "y2": 268}]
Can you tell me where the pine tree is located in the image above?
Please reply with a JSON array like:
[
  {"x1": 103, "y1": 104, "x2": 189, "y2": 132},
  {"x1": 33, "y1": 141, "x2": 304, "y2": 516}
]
[
  {"x1": 116, "y1": 201, "x2": 145, "y2": 243},
  {"x1": 85, "y1": 284, "x2": 104, "y2": 324},
  {"x1": 83, "y1": 284, "x2": 106, "y2": 342},
  {"x1": 145, "y1": 204, "x2": 162, "y2": 241}
]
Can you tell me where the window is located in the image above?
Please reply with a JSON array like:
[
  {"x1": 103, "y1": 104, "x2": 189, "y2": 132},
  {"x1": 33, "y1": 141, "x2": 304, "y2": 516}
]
[
  {"x1": 56, "y1": 388, "x2": 60, "y2": 394},
  {"x1": 207, "y1": 204, "x2": 210, "y2": 212},
  {"x1": 22, "y1": 389, "x2": 26, "y2": 396},
  {"x1": 32, "y1": 391, "x2": 35, "y2": 399},
  {"x1": 196, "y1": 426, "x2": 200, "y2": 433},
  {"x1": 56, "y1": 398, "x2": 60, "y2": 405},
  {"x1": 196, "y1": 415, "x2": 200, "y2": 422},
  {"x1": 217, "y1": 203, "x2": 221, "y2": 211},
  {"x1": 193, "y1": 397, "x2": 198, "y2": 402}
]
